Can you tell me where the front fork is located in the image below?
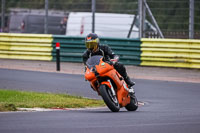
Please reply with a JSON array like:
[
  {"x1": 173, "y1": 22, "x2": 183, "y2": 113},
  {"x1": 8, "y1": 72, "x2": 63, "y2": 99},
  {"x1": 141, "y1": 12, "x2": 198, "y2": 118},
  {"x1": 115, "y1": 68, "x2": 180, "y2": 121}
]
[
  {"x1": 101, "y1": 80, "x2": 116, "y2": 96},
  {"x1": 108, "y1": 80, "x2": 116, "y2": 96}
]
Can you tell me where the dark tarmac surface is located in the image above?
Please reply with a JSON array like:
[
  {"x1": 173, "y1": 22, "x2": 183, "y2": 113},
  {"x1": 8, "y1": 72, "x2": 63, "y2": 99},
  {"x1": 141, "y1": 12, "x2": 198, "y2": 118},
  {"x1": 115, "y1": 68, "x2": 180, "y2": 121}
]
[
  {"x1": 0, "y1": 68, "x2": 200, "y2": 133},
  {"x1": 1, "y1": 59, "x2": 200, "y2": 83}
]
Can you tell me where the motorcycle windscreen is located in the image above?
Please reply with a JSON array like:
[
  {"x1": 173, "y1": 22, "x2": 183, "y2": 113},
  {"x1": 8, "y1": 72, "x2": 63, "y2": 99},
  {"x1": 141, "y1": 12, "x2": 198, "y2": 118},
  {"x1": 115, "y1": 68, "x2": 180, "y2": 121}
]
[{"x1": 86, "y1": 55, "x2": 103, "y2": 69}]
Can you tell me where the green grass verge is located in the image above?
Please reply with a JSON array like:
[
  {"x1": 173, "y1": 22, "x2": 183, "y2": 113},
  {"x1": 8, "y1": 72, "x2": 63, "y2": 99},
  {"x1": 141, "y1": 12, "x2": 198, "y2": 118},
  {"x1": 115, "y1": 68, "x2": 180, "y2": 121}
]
[{"x1": 0, "y1": 89, "x2": 105, "y2": 112}]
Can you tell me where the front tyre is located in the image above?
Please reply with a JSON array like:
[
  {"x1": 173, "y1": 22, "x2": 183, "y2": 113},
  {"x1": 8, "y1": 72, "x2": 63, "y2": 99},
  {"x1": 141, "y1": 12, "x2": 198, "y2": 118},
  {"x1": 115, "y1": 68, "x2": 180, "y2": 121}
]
[
  {"x1": 99, "y1": 84, "x2": 120, "y2": 112},
  {"x1": 125, "y1": 94, "x2": 138, "y2": 111}
]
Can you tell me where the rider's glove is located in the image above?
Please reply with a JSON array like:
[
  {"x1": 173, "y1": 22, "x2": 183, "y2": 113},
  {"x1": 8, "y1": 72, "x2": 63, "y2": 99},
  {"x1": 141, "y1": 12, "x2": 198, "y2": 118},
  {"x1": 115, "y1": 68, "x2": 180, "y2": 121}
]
[
  {"x1": 110, "y1": 59, "x2": 118, "y2": 64},
  {"x1": 110, "y1": 55, "x2": 119, "y2": 64}
]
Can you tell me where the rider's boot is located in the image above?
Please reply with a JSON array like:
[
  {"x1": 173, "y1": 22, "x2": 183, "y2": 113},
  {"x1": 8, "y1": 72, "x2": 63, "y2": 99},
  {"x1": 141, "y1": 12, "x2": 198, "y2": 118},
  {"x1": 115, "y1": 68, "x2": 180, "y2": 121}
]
[{"x1": 124, "y1": 76, "x2": 135, "y2": 95}]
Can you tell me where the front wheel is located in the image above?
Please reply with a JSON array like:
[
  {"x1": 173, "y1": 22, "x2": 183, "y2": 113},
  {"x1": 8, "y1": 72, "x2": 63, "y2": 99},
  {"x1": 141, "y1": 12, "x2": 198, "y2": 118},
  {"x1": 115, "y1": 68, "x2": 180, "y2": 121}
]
[
  {"x1": 99, "y1": 84, "x2": 120, "y2": 112},
  {"x1": 125, "y1": 94, "x2": 138, "y2": 111}
]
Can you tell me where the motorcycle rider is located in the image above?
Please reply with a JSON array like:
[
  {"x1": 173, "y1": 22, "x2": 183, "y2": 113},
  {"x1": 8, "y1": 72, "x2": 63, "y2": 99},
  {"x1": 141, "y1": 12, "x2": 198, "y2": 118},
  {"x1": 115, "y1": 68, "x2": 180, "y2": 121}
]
[{"x1": 82, "y1": 33, "x2": 135, "y2": 94}]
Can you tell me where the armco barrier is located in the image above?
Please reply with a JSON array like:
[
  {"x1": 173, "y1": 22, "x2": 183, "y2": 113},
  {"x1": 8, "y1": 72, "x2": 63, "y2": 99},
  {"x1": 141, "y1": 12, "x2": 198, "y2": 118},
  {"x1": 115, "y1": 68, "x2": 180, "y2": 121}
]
[
  {"x1": 2, "y1": 33, "x2": 199, "y2": 69},
  {"x1": 52, "y1": 35, "x2": 141, "y2": 65},
  {"x1": 52, "y1": 36, "x2": 85, "y2": 63},
  {"x1": 141, "y1": 38, "x2": 200, "y2": 69},
  {"x1": 0, "y1": 33, "x2": 53, "y2": 61}
]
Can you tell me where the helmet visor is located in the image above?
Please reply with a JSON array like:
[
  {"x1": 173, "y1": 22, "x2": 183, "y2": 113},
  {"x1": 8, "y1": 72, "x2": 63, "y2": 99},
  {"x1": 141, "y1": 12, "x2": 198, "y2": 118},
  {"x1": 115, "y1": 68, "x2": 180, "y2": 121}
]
[{"x1": 85, "y1": 39, "x2": 98, "y2": 49}]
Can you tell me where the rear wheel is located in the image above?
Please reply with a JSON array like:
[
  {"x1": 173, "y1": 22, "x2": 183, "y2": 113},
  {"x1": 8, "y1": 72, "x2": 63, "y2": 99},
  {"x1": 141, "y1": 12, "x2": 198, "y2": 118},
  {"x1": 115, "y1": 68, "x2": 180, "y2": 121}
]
[
  {"x1": 125, "y1": 94, "x2": 138, "y2": 111},
  {"x1": 99, "y1": 84, "x2": 120, "y2": 112}
]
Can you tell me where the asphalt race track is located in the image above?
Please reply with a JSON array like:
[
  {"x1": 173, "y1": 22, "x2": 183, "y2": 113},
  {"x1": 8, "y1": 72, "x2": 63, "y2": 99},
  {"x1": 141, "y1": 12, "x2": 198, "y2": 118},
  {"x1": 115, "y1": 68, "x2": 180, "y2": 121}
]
[{"x1": 0, "y1": 68, "x2": 200, "y2": 133}]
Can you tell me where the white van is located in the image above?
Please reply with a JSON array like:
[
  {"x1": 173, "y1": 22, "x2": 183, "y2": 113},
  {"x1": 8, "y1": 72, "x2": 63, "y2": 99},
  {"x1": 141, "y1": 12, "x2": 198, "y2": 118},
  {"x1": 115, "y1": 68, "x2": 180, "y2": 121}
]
[{"x1": 66, "y1": 12, "x2": 156, "y2": 38}]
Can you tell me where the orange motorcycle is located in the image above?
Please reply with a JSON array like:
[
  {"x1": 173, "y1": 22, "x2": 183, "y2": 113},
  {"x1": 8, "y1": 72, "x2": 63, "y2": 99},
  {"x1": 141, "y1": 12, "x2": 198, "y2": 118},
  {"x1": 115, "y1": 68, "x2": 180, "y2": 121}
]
[{"x1": 85, "y1": 55, "x2": 138, "y2": 112}]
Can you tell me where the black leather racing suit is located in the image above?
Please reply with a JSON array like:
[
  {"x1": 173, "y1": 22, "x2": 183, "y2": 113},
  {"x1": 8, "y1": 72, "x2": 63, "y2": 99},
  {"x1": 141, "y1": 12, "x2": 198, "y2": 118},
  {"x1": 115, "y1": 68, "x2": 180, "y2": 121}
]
[{"x1": 82, "y1": 45, "x2": 134, "y2": 87}]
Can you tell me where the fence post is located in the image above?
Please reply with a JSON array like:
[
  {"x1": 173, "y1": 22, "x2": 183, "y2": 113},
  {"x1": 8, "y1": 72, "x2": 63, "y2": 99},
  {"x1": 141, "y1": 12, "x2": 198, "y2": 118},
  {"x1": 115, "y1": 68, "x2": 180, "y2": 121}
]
[
  {"x1": 44, "y1": 0, "x2": 48, "y2": 34},
  {"x1": 189, "y1": 0, "x2": 194, "y2": 39},
  {"x1": 92, "y1": 0, "x2": 96, "y2": 33},
  {"x1": 138, "y1": 0, "x2": 143, "y2": 38},
  {"x1": 1, "y1": 0, "x2": 5, "y2": 32},
  {"x1": 142, "y1": 0, "x2": 147, "y2": 38}
]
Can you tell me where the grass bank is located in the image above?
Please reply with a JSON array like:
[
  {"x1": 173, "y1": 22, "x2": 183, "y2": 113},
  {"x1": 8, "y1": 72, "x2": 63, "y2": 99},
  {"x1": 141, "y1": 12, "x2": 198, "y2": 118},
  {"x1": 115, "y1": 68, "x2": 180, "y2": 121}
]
[{"x1": 0, "y1": 89, "x2": 104, "y2": 112}]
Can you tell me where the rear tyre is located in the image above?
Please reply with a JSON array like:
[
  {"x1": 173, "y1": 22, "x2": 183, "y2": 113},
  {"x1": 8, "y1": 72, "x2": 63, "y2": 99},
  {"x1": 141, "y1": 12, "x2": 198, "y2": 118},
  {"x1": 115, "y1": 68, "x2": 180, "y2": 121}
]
[
  {"x1": 99, "y1": 84, "x2": 120, "y2": 112},
  {"x1": 125, "y1": 94, "x2": 138, "y2": 111}
]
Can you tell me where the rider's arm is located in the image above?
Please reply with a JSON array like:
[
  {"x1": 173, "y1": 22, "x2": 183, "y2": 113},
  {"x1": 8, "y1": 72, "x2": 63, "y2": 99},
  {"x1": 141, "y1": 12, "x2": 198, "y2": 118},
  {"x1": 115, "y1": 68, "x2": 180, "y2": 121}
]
[
  {"x1": 82, "y1": 50, "x2": 90, "y2": 65},
  {"x1": 103, "y1": 45, "x2": 119, "y2": 63}
]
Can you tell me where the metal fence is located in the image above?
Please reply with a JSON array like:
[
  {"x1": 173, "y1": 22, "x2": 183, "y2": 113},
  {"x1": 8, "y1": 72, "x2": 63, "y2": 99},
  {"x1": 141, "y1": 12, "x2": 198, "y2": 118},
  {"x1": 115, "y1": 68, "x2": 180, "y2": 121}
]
[
  {"x1": 0, "y1": 0, "x2": 199, "y2": 39},
  {"x1": 146, "y1": 0, "x2": 200, "y2": 39}
]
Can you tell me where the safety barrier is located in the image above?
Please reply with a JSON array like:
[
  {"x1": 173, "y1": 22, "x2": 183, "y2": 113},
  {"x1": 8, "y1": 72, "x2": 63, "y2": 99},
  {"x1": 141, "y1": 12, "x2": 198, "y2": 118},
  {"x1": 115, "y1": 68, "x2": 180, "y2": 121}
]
[
  {"x1": 0, "y1": 33, "x2": 53, "y2": 61},
  {"x1": 141, "y1": 38, "x2": 200, "y2": 69},
  {"x1": 52, "y1": 36, "x2": 85, "y2": 63},
  {"x1": 1, "y1": 33, "x2": 200, "y2": 69},
  {"x1": 52, "y1": 35, "x2": 141, "y2": 65}
]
